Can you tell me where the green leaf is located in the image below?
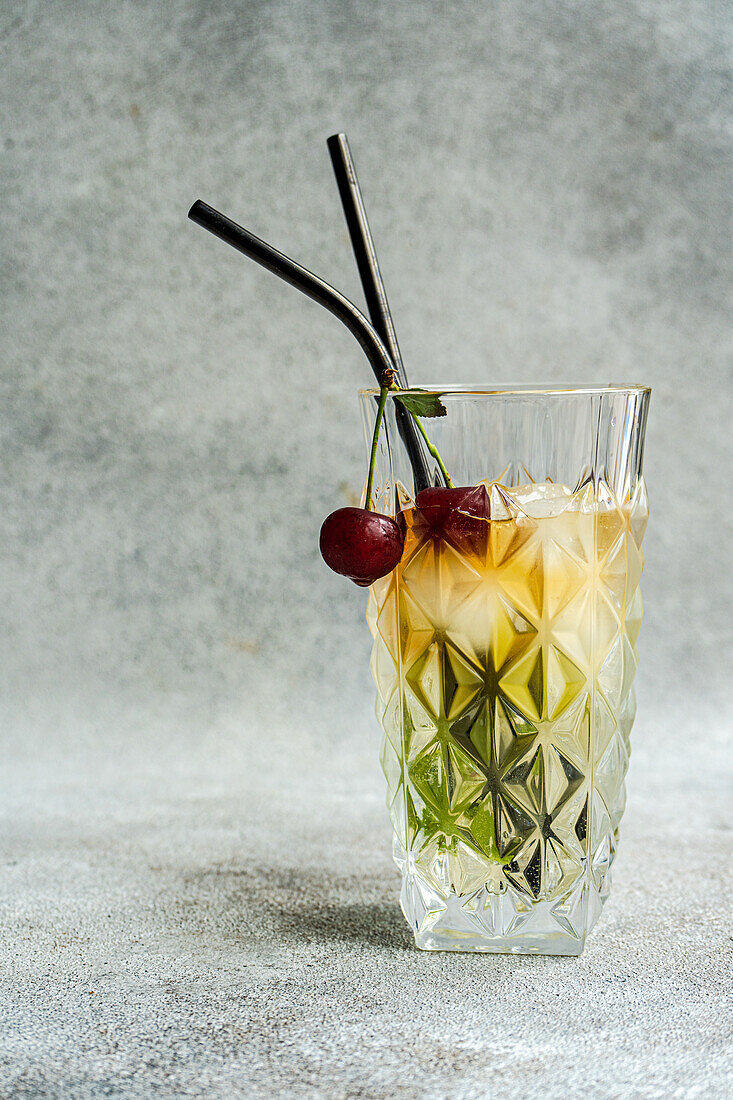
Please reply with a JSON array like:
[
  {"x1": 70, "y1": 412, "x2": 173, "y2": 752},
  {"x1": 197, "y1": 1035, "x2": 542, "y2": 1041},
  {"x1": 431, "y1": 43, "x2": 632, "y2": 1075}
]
[{"x1": 395, "y1": 390, "x2": 447, "y2": 418}]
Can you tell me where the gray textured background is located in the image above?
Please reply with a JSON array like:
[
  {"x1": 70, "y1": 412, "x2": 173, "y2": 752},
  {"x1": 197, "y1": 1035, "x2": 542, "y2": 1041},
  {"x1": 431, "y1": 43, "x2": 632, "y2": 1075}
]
[{"x1": 2, "y1": 1, "x2": 732, "y2": 1097}]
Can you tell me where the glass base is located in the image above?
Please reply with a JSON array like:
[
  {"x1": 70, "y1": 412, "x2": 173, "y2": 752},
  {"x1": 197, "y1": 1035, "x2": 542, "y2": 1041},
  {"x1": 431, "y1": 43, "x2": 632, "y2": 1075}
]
[
  {"x1": 414, "y1": 929, "x2": 586, "y2": 956},
  {"x1": 399, "y1": 850, "x2": 611, "y2": 956}
]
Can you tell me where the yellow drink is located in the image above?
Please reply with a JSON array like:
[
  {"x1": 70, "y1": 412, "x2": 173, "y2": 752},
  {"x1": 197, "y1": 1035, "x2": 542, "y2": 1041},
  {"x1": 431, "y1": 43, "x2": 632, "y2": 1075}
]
[{"x1": 367, "y1": 480, "x2": 647, "y2": 952}]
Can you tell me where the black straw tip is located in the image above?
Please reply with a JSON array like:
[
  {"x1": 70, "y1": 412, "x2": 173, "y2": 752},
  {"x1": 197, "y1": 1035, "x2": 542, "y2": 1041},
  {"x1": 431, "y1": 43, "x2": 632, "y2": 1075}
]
[{"x1": 188, "y1": 199, "x2": 208, "y2": 223}]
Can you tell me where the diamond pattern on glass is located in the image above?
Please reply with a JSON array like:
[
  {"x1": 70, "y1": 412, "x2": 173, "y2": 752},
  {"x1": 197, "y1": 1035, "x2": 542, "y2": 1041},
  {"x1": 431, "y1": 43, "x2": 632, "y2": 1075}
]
[{"x1": 369, "y1": 480, "x2": 646, "y2": 952}]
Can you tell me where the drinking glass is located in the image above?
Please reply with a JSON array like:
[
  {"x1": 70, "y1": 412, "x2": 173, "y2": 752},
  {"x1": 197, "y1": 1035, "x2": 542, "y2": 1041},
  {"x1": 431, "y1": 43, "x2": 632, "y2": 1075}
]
[{"x1": 362, "y1": 385, "x2": 650, "y2": 954}]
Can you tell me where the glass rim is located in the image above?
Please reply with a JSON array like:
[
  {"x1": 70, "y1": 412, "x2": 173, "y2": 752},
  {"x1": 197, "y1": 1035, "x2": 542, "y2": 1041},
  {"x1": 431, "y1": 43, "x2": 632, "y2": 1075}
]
[{"x1": 358, "y1": 382, "x2": 651, "y2": 398}]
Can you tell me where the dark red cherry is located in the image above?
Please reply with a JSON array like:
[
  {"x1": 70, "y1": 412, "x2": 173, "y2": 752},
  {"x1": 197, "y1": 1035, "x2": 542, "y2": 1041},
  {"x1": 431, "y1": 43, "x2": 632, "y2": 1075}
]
[
  {"x1": 319, "y1": 507, "x2": 405, "y2": 586},
  {"x1": 415, "y1": 487, "x2": 477, "y2": 531},
  {"x1": 415, "y1": 485, "x2": 490, "y2": 555}
]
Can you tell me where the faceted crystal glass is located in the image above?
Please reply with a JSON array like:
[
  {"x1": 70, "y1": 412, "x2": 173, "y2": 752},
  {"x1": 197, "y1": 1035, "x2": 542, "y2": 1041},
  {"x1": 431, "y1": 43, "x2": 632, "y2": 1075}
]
[{"x1": 362, "y1": 385, "x2": 650, "y2": 955}]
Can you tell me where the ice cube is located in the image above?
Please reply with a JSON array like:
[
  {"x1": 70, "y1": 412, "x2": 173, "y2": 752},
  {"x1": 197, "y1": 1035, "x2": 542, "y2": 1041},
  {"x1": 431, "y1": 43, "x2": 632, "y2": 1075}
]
[{"x1": 510, "y1": 482, "x2": 574, "y2": 518}]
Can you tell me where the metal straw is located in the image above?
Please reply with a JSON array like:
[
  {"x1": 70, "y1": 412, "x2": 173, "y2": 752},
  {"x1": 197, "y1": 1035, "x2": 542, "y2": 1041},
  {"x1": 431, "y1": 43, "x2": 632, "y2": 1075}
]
[
  {"x1": 327, "y1": 134, "x2": 433, "y2": 490},
  {"x1": 188, "y1": 200, "x2": 395, "y2": 386}
]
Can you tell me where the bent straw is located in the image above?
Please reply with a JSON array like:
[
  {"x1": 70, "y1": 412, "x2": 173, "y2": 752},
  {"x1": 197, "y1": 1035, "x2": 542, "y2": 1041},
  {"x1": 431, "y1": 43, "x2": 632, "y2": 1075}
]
[
  {"x1": 188, "y1": 200, "x2": 395, "y2": 386},
  {"x1": 327, "y1": 134, "x2": 432, "y2": 490}
]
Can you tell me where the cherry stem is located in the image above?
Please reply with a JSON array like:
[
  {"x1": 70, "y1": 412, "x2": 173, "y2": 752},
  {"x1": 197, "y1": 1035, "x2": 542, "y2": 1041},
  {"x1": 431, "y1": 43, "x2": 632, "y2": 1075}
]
[
  {"x1": 366, "y1": 382, "x2": 456, "y2": 506},
  {"x1": 410, "y1": 413, "x2": 455, "y2": 488},
  {"x1": 365, "y1": 384, "x2": 389, "y2": 510}
]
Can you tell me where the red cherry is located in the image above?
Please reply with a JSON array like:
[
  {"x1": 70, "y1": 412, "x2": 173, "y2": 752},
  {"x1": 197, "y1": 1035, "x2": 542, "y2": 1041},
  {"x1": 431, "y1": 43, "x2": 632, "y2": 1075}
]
[
  {"x1": 319, "y1": 507, "x2": 405, "y2": 586},
  {"x1": 415, "y1": 485, "x2": 491, "y2": 555},
  {"x1": 415, "y1": 487, "x2": 476, "y2": 531}
]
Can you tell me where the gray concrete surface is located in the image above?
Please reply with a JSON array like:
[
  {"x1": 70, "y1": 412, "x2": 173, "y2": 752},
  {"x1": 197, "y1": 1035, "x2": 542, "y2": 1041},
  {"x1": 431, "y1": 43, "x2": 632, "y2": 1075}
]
[{"x1": 1, "y1": 1, "x2": 732, "y2": 1096}]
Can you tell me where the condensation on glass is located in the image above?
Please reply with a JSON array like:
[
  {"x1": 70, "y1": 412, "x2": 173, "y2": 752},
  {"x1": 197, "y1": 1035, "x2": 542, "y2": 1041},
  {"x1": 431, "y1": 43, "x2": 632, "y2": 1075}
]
[{"x1": 361, "y1": 385, "x2": 650, "y2": 954}]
